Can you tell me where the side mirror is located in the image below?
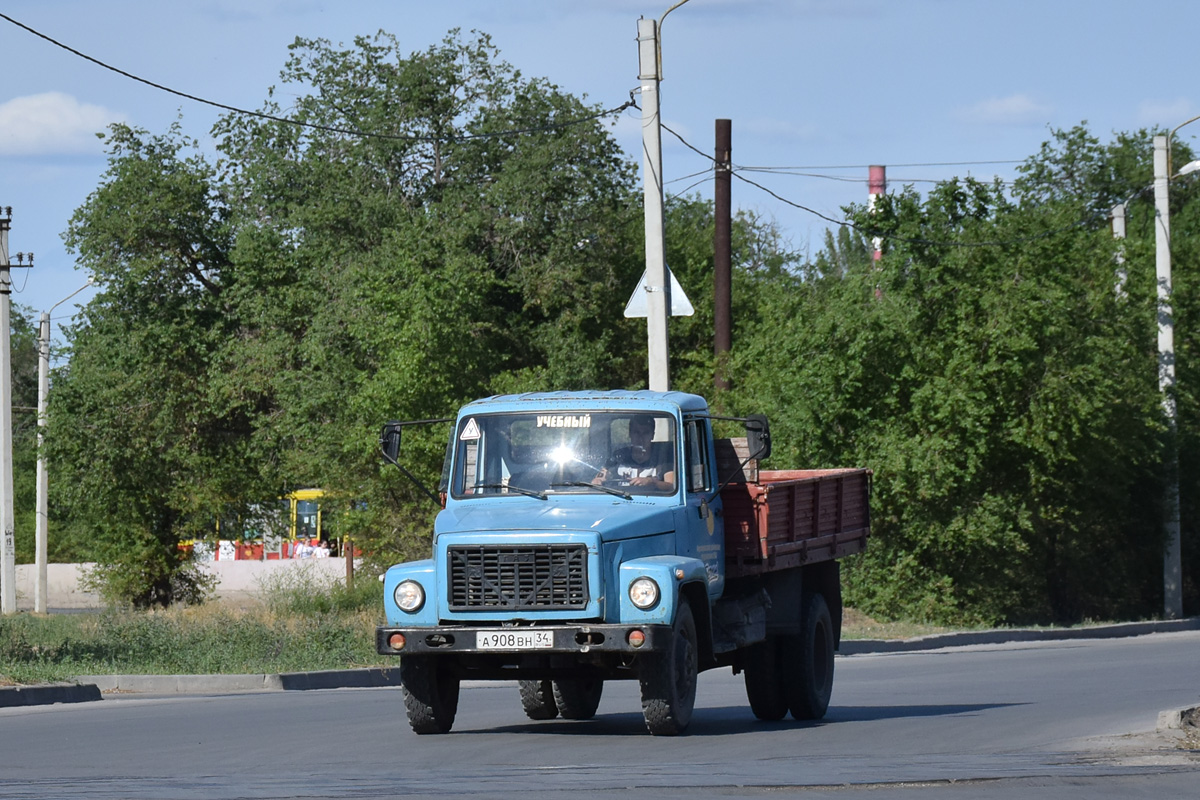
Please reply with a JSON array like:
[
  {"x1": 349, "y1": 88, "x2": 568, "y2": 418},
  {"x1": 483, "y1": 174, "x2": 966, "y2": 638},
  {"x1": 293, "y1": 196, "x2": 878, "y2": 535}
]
[
  {"x1": 380, "y1": 422, "x2": 403, "y2": 463},
  {"x1": 745, "y1": 414, "x2": 771, "y2": 461}
]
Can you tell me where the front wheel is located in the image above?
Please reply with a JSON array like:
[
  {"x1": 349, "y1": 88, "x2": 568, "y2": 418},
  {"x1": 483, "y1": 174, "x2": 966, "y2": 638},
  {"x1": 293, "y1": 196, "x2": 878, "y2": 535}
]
[
  {"x1": 780, "y1": 592, "x2": 834, "y2": 720},
  {"x1": 400, "y1": 656, "x2": 460, "y2": 734},
  {"x1": 639, "y1": 601, "x2": 699, "y2": 735}
]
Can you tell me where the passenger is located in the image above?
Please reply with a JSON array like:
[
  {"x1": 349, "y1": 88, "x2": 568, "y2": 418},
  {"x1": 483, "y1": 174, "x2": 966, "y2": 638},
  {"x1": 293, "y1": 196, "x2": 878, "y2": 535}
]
[{"x1": 593, "y1": 415, "x2": 675, "y2": 492}]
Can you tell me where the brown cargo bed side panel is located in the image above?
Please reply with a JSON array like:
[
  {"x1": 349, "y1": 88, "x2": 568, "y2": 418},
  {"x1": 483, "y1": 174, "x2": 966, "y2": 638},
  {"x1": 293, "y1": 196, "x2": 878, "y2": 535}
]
[{"x1": 721, "y1": 468, "x2": 870, "y2": 578}]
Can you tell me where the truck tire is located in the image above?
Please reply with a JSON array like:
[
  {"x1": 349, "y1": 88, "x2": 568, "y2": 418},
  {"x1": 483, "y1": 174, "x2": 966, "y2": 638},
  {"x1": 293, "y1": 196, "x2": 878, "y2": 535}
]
[
  {"x1": 639, "y1": 600, "x2": 698, "y2": 736},
  {"x1": 400, "y1": 656, "x2": 460, "y2": 734},
  {"x1": 552, "y1": 677, "x2": 604, "y2": 720},
  {"x1": 782, "y1": 592, "x2": 834, "y2": 720},
  {"x1": 743, "y1": 639, "x2": 789, "y2": 721},
  {"x1": 518, "y1": 679, "x2": 559, "y2": 720}
]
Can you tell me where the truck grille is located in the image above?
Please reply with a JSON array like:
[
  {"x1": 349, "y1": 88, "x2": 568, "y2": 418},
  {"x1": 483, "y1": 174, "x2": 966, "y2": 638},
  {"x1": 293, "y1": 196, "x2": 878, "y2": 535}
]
[{"x1": 447, "y1": 544, "x2": 588, "y2": 611}]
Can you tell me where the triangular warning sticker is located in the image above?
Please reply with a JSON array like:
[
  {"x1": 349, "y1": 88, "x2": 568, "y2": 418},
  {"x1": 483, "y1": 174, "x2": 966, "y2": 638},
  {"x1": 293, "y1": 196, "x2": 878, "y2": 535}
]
[{"x1": 460, "y1": 418, "x2": 481, "y2": 440}]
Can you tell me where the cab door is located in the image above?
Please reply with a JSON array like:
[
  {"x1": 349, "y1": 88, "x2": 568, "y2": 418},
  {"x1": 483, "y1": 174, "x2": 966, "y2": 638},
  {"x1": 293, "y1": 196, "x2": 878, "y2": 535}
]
[{"x1": 676, "y1": 416, "x2": 725, "y2": 599}]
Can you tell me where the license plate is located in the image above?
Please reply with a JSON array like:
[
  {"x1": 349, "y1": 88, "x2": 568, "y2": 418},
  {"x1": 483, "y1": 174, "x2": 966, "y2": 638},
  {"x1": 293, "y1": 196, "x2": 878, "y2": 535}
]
[{"x1": 476, "y1": 630, "x2": 555, "y2": 650}]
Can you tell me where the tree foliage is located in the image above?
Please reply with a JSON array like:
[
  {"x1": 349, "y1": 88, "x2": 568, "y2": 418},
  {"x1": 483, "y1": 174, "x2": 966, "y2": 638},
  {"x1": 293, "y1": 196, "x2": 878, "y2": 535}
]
[
  {"x1": 733, "y1": 126, "x2": 1197, "y2": 624},
  {"x1": 48, "y1": 31, "x2": 650, "y2": 603}
]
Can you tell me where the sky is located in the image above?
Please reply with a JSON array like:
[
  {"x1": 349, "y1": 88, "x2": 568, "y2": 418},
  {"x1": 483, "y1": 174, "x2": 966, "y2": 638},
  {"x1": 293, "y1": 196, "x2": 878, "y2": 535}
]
[{"x1": 2, "y1": 0, "x2": 1199, "y2": 346}]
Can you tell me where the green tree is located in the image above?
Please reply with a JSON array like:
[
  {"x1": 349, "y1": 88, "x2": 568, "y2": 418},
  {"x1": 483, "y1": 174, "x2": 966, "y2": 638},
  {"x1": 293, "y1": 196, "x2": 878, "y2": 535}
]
[
  {"x1": 734, "y1": 132, "x2": 1177, "y2": 625},
  {"x1": 49, "y1": 30, "x2": 664, "y2": 594},
  {"x1": 204, "y1": 31, "x2": 647, "y2": 564},
  {"x1": 49, "y1": 123, "x2": 242, "y2": 606}
]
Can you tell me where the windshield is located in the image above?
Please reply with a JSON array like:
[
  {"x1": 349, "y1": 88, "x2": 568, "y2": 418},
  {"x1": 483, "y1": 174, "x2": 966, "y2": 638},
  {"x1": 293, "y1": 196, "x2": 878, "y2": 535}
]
[{"x1": 450, "y1": 411, "x2": 678, "y2": 499}]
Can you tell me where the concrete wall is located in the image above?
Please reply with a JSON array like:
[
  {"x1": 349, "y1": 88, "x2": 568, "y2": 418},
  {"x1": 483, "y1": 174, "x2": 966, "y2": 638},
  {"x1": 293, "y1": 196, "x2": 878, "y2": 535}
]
[{"x1": 10, "y1": 559, "x2": 355, "y2": 611}]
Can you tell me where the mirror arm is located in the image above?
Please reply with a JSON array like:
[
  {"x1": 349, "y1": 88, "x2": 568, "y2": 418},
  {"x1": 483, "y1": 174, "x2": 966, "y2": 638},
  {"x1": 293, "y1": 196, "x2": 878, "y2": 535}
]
[
  {"x1": 685, "y1": 413, "x2": 771, "y2": 503},
  {"x1": 707, "y1": 452, "x2": 762, "y2": 505},
  {"x1": 380, "y1": 417, "x2": 454, "y2": 506},
  {"x1": 398, "y1": 461, "x2": 444, "y2": 506}
]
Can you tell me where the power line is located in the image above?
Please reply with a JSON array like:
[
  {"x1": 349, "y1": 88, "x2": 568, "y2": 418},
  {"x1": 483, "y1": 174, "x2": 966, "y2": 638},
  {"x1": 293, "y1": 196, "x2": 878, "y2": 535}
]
[
  {"x1": 742, "y1": 159, "x2": 1025, "y2": 170},
  {"x1": 661, "y1": 121, "x2": 713, "y2": 163},
  {"x1": 658, "y1": 123, "x2": 1025, "y2": 173},
  {"x1": 735, "y1": 167, "x2": 1019, "y2": 186},
  {"x1": 0, "y1": 12, "x2": 634, "y2": 143},
  {"x1": 665, "y1": 167, "x2": 713, "y2": 187},
  {"x1": 732, "y1": 170, "x2": 1095, "y2": 249},
  {"x1": 659, "y1": 120, "x2": 1099, "y2": 250},
  {"x1": 668, "y1": 174, "x2": 713, "y2": 198}
]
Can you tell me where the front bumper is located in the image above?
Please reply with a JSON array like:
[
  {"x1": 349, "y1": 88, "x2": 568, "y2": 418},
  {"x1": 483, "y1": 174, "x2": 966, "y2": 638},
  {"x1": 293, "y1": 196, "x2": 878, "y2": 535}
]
[{"x1": 376, "y1": 623, "x2": 673, "y2": 657}]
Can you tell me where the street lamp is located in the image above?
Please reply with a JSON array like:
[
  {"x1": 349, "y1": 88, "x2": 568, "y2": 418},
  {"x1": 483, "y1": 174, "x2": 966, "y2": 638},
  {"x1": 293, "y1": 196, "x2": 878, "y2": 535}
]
[
  {"x1": 33, "y1": 278, "x2": 93, "y2": 613},
  {"x1": 1108, "y1": 145, "x2": 1200, "y2": 620},
  {"x1": 1151, "y1": 125, "x2": 1200, "y2": 620}
]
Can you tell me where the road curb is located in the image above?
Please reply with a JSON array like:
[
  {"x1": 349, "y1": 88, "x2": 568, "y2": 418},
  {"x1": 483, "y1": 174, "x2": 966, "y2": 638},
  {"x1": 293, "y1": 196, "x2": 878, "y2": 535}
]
[
  {"x1": 1157, "y1": 705, "x2": 1200, "y2": 731},
  {"x1": 0, "y1": 682, "x2": 102, "y2": 708},
  {"x1": 76, "y1": 673, "x2": 285, "y2": 693},
  {"x1": 277, "y1": 667, "x2": 403, "y2": 690},
  {"x1": 839, "y1": 616, "x2": 1200, "y2": 655},
  {"x1": 74, "y1": 668, "x2": 405, "y2": 694}
]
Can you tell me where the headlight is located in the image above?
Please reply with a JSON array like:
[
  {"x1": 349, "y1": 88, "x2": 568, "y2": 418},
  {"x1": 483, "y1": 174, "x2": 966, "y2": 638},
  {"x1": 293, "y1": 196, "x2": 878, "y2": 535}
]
[
  {"x1": 629, "y1": 577, "x2": 660, "y2": 610},
  {"x1": 394, "y1": 580, "x2": 425, "y2": 613}
]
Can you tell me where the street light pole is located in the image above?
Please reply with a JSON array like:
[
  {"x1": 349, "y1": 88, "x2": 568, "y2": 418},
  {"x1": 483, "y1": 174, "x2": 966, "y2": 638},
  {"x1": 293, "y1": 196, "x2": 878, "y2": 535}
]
[
  {"x1": 1153, "y1": 134, "x2": 1183, "y2": 620},
  {"x1": 35, "y1": 280, "x2": 94, "y2": 613},
  {"x1": 637, "y1": 16, "x2": 670, "y2": 391},
  {"x1": 35, "y1": 313, "x2": 47, "y2": 613}
]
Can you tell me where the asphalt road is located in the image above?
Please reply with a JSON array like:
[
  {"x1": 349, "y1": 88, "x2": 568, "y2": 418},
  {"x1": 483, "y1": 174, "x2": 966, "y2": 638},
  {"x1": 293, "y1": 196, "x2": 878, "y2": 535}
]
[{"x1": 1, "y1": 630, "x2": 1197, "y2": 799}]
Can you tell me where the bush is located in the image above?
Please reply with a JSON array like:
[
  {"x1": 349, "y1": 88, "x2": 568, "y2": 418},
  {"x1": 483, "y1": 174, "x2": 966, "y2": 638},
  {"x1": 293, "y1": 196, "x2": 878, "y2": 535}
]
[{"x1": 255, "y1": 561, "x2": 383, "y2": 616}]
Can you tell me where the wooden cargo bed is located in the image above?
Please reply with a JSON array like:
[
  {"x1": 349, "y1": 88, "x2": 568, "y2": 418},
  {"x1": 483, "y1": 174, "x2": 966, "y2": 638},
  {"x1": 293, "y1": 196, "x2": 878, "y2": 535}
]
[{"x1": 717, "y1": 451, "x2": 871, "y2": 578}]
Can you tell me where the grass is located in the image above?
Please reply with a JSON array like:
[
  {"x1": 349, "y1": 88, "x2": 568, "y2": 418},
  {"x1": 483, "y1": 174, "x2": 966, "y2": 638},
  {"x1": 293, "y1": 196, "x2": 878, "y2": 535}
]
[
  {"x1": 840, "y1": 609, "x2": 1152, "y2": 641},
  {"x1": 0, "y1": 565, "x2": 391, "y2": 686},
  {"x1": 2, "y1": 602, "x2": 956, "y2": 686},
  {"x1": 0, "y1": 605, "x2": 391, "y2": 686},
  {"x1": 841, "y1": 608, "x2": 959, "y2": 641},
  {"x1": 0, "y1": 571, "x2": 1114, "y2": 687}
]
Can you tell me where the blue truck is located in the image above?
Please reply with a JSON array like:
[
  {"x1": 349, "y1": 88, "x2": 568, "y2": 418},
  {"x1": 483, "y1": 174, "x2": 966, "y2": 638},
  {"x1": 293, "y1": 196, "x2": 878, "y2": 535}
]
[{"x1": 376, "y1": 390, "x2": 870, "y2": 735}]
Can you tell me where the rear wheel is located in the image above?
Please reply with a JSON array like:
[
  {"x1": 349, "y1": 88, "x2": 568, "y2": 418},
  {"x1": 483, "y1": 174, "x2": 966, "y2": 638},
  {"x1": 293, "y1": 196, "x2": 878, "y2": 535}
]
[
  {"x1": 781, "y1": 592, "x2": 834, "y2": 720},
  {"x1": 743, "y1": 638, "x2": 789, "y2": 721},
  {"x1": 400, "y1": 656, "x2": 460, "y2": 734},
  {"x1": 518, "y1": 679, "x2": 559, "y2": 720},
  {"x1": 639, "y1": 601, "x2": 699, "y2": 735},
  {"x1": 552, "y1": 677, "x2": 604, "y2": 720}
]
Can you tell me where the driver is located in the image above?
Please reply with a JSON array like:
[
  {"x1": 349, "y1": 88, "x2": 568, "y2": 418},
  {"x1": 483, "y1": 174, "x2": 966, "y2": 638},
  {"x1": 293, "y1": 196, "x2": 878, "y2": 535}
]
[{"x1": 593, "y1": 415, "x2": 675, "y2": 492}]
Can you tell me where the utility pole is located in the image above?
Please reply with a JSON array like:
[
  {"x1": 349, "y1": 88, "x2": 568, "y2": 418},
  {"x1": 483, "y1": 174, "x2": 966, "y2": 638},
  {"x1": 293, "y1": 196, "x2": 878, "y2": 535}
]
[
  {"x1": 1153, "y1": 134, "x2": 1183, "y2": 620},
  {"x1": 33, "y1": 280, "x2": 91, "y2": 614},
  {"x1": 714, "y1": 119, "x2": 731, "y2": 394},
  {"x1": 637, "y1": 17, "x2": 671, "y2": 391},
  {"x1": 35, "y1": 312, "x2": 49, "y2": 613},
  {"x1": 0, "y1": 209, "x2": 15, "y2": 614}
]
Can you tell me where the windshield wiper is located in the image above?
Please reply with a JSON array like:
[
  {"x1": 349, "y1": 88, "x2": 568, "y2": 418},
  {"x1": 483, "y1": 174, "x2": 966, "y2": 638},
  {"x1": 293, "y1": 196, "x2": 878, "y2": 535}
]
[
  {"x1": 551, "y1": 481, "x2": 633, "y2": 500},
  {"x1": 474, "y1": 483, "x2": 547, "y2": 500}
]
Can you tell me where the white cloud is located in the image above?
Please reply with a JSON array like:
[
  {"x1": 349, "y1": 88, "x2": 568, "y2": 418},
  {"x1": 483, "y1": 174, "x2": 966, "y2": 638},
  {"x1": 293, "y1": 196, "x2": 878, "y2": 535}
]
[
  {"x1": 0, "y1": 92, "x2": 125, "y2": 156},
  {"x1": 956, "y1": 94, "x2": 1053, "y2": 126},
  {"x1": 1137, "y1": 98, "x2": 1200, "y2": 128}
]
